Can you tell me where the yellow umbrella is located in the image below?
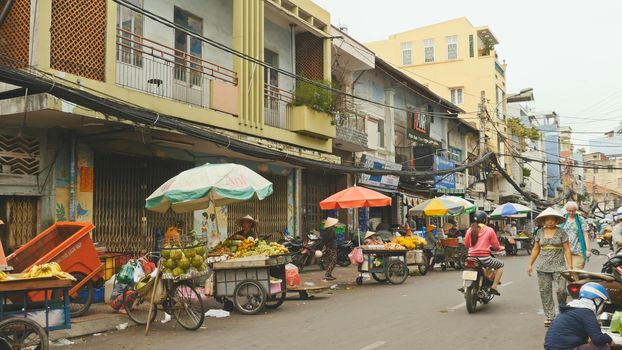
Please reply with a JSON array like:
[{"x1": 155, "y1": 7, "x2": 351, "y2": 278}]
[{"x1": 408, "y1": 197, "x2": 464, "y2": 217}]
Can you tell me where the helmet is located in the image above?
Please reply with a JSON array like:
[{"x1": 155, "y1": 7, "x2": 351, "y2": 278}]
[
  {"x1": 473, "y1": 210, "x2": 488, "y2": 223},
  {"x1": 617, "y1": 207, "x2": 622, "y2": 216},
  {"x1": 579, "y1": 282, "x2": 609, "y2": 301}
]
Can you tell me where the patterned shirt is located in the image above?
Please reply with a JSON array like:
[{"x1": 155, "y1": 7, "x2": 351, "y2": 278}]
[
  {"x1": 535, "y1": 228, "x2": 568, "y2": 273},
  {"x1": 563, "y1": 217, "x2": 588, "y2": 255}
]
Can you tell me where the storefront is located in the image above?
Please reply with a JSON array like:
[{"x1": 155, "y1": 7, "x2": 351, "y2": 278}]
[{"x1": 358, "y1": 154, "x2": 402, "y2": 232}]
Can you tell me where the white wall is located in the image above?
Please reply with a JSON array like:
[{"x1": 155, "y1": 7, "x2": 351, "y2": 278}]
[{"x1": 264, "y1": 19, "x2": 294, "y2": 93}]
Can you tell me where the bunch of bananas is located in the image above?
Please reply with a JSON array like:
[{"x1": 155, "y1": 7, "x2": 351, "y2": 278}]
[
  {"x1": 0, "y1": 271, "x2": 7, "y2": 281},
  {"x1": 23, "y1": 262, "x2": 74, "y2": 280}
]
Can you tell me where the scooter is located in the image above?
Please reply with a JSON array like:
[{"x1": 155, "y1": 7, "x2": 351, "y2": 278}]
[
  {"x1": 460, "y1": 255, "x2": 499, "y2": 313},
  {"x1": 562, "y1": 248, "x2": 622, "y2": 312},
  {"x1": 290, "y1": 232, "x2": 323, "y2": 272}
]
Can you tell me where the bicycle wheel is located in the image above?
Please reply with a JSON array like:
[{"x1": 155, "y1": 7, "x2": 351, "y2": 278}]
[
  {"x1": 0, "y1": 317, "x2": 48, "y2": 350},
  {"x1": 171, "y1": 282, "x2": 205, "y2": 330},
  {"x1": 123, "y1": 287, "x2": 157, "y2": 325}
]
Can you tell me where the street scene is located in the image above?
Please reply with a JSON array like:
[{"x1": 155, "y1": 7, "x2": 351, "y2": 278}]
[{"x1": 0, "y1": 0, "x2": 621, "y2": 349}]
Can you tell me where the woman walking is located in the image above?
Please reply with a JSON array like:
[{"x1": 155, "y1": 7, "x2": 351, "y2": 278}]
[
  {"x1": 528, "y1": 207, "x2": 573, "y2": 327},
  {"x1": 561, "y1": 201, "x2": 590, "y2": 269}
]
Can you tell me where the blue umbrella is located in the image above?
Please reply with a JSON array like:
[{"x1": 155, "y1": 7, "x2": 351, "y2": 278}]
[{"x1": 490, "y1": 202, "x2": 532, "y2": 220}]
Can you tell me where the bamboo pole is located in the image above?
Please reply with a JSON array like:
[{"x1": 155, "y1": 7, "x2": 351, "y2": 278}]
[{"x1": 144, "y1": 260, "x2": 161, "y2": 336}]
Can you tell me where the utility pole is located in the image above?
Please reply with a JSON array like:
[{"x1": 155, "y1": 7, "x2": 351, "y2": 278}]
[{"x1": 478, "y1": 91, "x2": 486, "y2": 157}]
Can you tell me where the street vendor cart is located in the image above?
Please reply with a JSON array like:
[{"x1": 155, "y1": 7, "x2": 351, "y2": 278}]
[
  {"x1": 355, "y1": 247, "x2": 408, "y2": 285},
  {"x1": 0, "y1": 276, "x2": 72, "y2": 350},
  {"x1": 211, "y1": 254, "x2": 290, "y2": 315}
]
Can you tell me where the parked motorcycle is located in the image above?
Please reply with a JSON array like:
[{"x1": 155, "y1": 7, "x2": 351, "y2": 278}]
[
  {"x1": 460, "y1": 255, "x2": 498, "y2": 313},
  {"x1": 562, "y1": 248, "x2": 622, "y2": 312},
  {"x1": 290, "y1": 232, "x2": 323, "y2": 272},
  {"x1": 319, "y1": 240, "x2": 354, "y2": 269}
]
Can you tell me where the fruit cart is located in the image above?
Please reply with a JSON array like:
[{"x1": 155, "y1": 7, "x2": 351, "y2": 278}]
[
  {"x1": 6, "y1": 222, "x2": 104, "y2": 317},
  {"x1": 211, "y1": 254, "x2": 290, "y2": 315},
  {"x1": 355, "y1": 247, "x2": 409, "y2": 285},
  {"x1": 0, "y1": 276, "x2": 72, "y2": 350}
]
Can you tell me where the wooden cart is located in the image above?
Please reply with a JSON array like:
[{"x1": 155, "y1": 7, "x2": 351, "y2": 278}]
[{"x1": 212, "y1": 254, "x2": 290, "y2": 315}]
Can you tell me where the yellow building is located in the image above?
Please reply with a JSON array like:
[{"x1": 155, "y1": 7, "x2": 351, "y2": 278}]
[
  {"x1": 0, "y1": 0, "x2": 340, "y2": 251},
  {"x1": 366, "y1": 17, "x2": 508, "y2": 151}
]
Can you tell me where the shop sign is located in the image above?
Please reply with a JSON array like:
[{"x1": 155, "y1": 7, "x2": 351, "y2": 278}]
[
  {"x1": 433, "y1": 155, "x2": 456, "y2": 190},
  {"x1": 359, "y1": 154, "x2": 402, "y2": 189},
  {"x1": 407, "y1": 111, "x2": 430, "y2": 141}
]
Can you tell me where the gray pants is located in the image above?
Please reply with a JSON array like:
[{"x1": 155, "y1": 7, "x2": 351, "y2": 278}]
[{"x1": 537, "y1": 271, "x2": 567, "y2": 320}]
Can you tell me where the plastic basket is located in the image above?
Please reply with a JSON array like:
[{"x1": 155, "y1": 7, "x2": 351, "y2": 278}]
[{"x1": 441, "y1": 238, "x2": 458, "y2": 248}]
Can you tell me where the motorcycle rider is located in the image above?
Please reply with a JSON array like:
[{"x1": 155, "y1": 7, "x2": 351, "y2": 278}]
[
  {"x1": 463, "y1": 211, "x2": 504, "y2": 296},
  {"x1": 544, "y1": 282, "x2": 614, "y2": 350},
  {"x1": 612, "y1": 208, "x2": 622, "y2": 251}
]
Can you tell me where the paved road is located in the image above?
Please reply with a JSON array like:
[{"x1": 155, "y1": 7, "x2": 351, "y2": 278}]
[{"x1": 66, "y1": 252, "x2": 607, "y2": 350}]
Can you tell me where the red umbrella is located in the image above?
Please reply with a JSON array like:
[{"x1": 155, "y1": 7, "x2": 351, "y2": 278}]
[{"x1": 320, "y1": 186, "x2": 392, "y2": 210}]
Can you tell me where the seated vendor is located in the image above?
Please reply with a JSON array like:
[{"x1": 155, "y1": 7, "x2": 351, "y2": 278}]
[
  {"x1": 230, "y1": 215, "x2": 258, "y2": 240},
  {"x1": 363, "y1": 231, "x2": 383, "y2": 245}
]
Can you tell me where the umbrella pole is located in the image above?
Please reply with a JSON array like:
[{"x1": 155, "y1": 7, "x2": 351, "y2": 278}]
[
  {"x1": 357, "y1": 207, "x2": 361, "y2": 246},
  {"x1": 213, "y1": 204, "x2": 221, "y2": 241}
]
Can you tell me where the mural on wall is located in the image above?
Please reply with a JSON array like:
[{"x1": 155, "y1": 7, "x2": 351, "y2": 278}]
[
  {"x1": 54, "y1": 143, "x2": 94, "y2": 222},
  {"x1": 194, "y1": 203, "x2": 227, "y2": 247}
]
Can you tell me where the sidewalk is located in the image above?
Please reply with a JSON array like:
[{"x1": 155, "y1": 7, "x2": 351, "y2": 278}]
[{"x1": 50, "y1": 265, "x2": 362, "y2": 341}]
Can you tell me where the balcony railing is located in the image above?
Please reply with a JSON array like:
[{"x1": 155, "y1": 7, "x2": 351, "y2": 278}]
[
  {"x1": 115, "y1": 28, "x2": 237, "y2": 108},
  {"x1": 264, "y1": 83, "x2": 293, "y2": 129}
]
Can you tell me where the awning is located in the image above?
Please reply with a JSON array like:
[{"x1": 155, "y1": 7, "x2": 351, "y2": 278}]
[
  {"x1": 359, "y1": 184, "x2": 399, "y2": 195},
  {"x1": 401, "y1": 193, "x2": 427, "y2": 207}
]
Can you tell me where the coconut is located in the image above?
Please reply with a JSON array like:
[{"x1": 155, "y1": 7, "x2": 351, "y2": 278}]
[
  {"x1": 183, "y1": 248, "x2": 196, "y2": 259},
  {"x1": 191, "y1": 255, "x2": 204, "y2": 269},
  {"x1": 178, "y1": 257, "x2": 191, "y2": 270}
]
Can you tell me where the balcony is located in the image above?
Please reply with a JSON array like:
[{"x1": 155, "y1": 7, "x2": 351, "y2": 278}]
[
  {"x1": 495, "y1": 61, "x2": 505, "y2": 77},
  {"x1": 264, "y1": 83, "x2": 293, "y2": 129},
  {"x1": 115, "y1": 28, "x2": 237, "y2": 110},
  {"x1": 333, "y1": 109, "x2": 369, "y2": 152}
]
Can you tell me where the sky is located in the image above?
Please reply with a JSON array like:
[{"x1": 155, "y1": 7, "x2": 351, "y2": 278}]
[{"x1": 314, "y1": 0, "x2": 622, "y2": 150}]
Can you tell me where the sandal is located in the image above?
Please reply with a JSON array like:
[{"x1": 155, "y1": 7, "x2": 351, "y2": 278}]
[{"x1": 544, "y1": 319, "x2": 552, "y2": 327}]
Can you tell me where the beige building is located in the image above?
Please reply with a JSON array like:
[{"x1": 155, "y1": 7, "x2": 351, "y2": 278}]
[{"x1": 583, "y1": 153, "x2": 622, "y2": 197}]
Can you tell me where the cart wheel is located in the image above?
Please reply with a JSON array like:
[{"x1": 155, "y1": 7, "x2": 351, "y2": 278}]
[
  {"x1": 371, "y1": 272, "x2": 388, "y2": 283},
  {"x1": 441, "y1": 264, "x2": 447, "y2": 271},
  {"x1": 356, "y1": 276, "x2": 363, "y2": 285},
  {"x1": 418, "y1": 256, "x2": 429, "y2": 276},
  {"x1": 299, "y1": 291, "x2": 310, "y2": 300},
  {"x1": 387, "y1": 260, "x2": 408, "y2": 285},
  {"x1": 265, "y1": 292, "x2": 286, "y2": 309},
  {"x1": 171, "y1": 282, "x2": 205, "y2": 330},
  {"x1": 53, "y1": 272, "x2": 93, "y2": 318},
  {"x1": 123, "y1": 287, "x2": 157, "y2": 325},
  {"x1": 233, "y1": 280, "x2": 267, "y2": 315},
  {"x1": 0, "y1": 317, "x2": 49, "y2": 350}
]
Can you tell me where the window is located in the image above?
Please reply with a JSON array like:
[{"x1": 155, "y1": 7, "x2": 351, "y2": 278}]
[
  {"x1": 424, "y1": 39, "x2": 435, "y2": 63},
  {"x1": 496, "y1": 86, "x2": 505, "y2": 119},
  {"x1": 446, "y1": 35, "x2": 458, "y2": 59},
  {"x1": 378, "y1": 119, "x2": 385, "y2": 148},
  {"x1": 401, "y1": 42, "x2": 413, "y2": 65},
  {"x1": 450, "y1": 88, "x2": 463, "y2": 105},
  {"x1": 469, "y1": 35, "x2": 474, "y2": 57},
  {"x1": 367, "y1": 119, "x2": 379, "y2": 149},
  {"x1": 117, "y1": 0, "x2": 144, "y2": 67},
  {"x1": 174, "y1": 7, "x2": 203, "y2": 85},
  {"x1": 264, "y1": 49, "x2": 279, "y2": 88}
]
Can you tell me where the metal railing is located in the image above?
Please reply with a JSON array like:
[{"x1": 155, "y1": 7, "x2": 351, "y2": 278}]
[
  {"x1": 115, "y1": 28, "x2": 237, "y2": 108},
  {"x1": 264, "y1": 83, "x2": 293, "y2": 129},
  {"x1": 334, "y1": 108, "x2": 366, "y2": 133}
]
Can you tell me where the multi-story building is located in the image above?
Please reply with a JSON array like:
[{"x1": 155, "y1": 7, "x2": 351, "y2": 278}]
[
  {"x1": 536, "y1": 112, "x2": 562, "y2": 199},
  {"x1": 0, "y1": 0, "x2": 341, "y2": 251},
  {"x1": 559, "y1": 126, "x2": 579, "y2": 199},
  {"x1": 583, "y1": 182, "x2": 622, "y2": 217},
  {"x1": 583, "y1": 153, "x2": 622, "y2": 206},
  {"x1": 365, "y1": 17, "x2": 513, "y2": 210}
]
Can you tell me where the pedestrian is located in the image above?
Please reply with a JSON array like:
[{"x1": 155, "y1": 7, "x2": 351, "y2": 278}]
[
  {"x1": 612, "y1": 208, "x2": 622, "y2": 251},
  {"x1": 322, "y1": 217, "x2": 338, "y2": 281},
  {"x1": 424, "y1": 224, "x2": 437, "y2": 269},
  {"x1": 561, "y1": 201, "x2": 590, "y2": 269},
  {"x1": 527, "y1": 207, "x2": 573, "y2": 327},
  {"x1": 544, "y1": 283, "x2": 614, "y2": 350}
]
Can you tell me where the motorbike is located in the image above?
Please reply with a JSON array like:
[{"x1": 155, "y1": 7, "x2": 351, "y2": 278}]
[
  {"x1": 319, "y1": 240, "x2": 354, "y2": 269},
  {"x1": 562, "y1": 248, "x2": 622, "y2": 312},
  {"x1": 290, "y1": 232, "x2": 323, "y2": 272},
  {"x1": 460, "y1": 255, "x2": 499, "y2": 313}
]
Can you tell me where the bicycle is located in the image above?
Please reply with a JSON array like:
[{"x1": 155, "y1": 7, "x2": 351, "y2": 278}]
[{"x1": 122, "y1": 253, "x2": 205, "y2": 331}]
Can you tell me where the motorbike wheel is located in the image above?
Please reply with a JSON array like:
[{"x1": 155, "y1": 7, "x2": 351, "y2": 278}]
[
  {"x1": 292, "y1": 253, "x2": 309, "y2": 272},
  {"x1": 337, "y1": 252, "x2": 352, "y2": 267},
  {"x1": 418, "y1": 255, "x2": 429, "y2": 276},
  {"x1": 599, "y1": 241, "x2": 605, "y2": 248},
  {"x1": 465, "y1": 285, "x2": 478, "y2": 314}
]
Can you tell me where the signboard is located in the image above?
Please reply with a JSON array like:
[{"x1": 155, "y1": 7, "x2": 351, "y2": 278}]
[
  {"x1": 359, "y1": 154, "x2": 402, "y2": 190},
  {"x1": 407, "y1": 111, "x2": 431, "y2": 141},
  {"x1": 433, "y1": 155, "x2": 456, "y2": 190}
]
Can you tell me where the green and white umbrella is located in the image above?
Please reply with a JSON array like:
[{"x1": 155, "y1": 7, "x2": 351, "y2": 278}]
[
  {"x1": 490, "y1": 202, "x2": 532, "y2": 220},
  {"x1": 439, "y1": 195, "x2": 476, "y2": 214},
  {"x1": 145, "y1": 163, "x2": 273, "y2": 213}
]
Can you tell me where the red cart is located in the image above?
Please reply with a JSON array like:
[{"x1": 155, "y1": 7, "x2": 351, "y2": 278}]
[{"x1": 6, "y1": 222, "x2": 104, "y2": 317}]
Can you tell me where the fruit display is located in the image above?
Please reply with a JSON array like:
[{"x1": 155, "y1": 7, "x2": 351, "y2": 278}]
[
  {"x1": 161, "y1": 234, "x2": 209, "y2": 279},
  {"x1": 22, "y1": 262, "x2": 75, "y2": 280},
  {"x1": 0, "y1": 271, "x2": 7, "y2": 281},
  {"x1": 382, "y1": 242, "x2": 406, "y2": 250},
  {"x1": 233, "y1": 239, "x2": 289, "y2": 258},
  {"x1": 393, "y1": 236, "x2": 427, "y2": 250}
]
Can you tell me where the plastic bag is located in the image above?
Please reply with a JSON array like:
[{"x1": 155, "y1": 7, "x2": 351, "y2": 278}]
[
  {"x1": 133, "y1": 263, "x2": 145, "y2": 284},
  {"x1": 348, "y1": 247, "x2": 364, "y2": 265},
  {"x1": 285, "y1": 263, "x2": 301, "y2": 288},
  {"x1": 117, "y1": 260, "x2": 137, "y2": 285},
  {"x1": 611, "y1": 311, "x2": 622, "y2": 333}
]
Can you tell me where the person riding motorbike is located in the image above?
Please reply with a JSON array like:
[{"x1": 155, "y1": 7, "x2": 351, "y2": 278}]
[
  {"x1": 612, "y1": 208, "x2": 622, "y2": 252},
  {"x1": 544, "y1": 282, "x2": 614, "y2": 350},
  {"x1": 462, "y1": 211, "x2": 504, "y2": 296}
]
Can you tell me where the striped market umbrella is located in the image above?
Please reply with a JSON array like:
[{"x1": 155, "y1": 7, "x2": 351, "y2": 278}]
[
  {"x1": 490, "y1": 202, "x2": 532, "y2": 220},
  {"x1": 408, "y1": 197, "x2": 465, "y2": 217},
  {"x1": 439, "y1": 195, "x2": 476, "y2": 214},
  {"x1": 145, "y1": 163, "x2": 273, "y2": 213}
]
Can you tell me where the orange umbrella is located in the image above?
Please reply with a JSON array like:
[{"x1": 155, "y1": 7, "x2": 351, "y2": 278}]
[{"x1": 320, "y1": 186, "x2": 392, "y2": 210}]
